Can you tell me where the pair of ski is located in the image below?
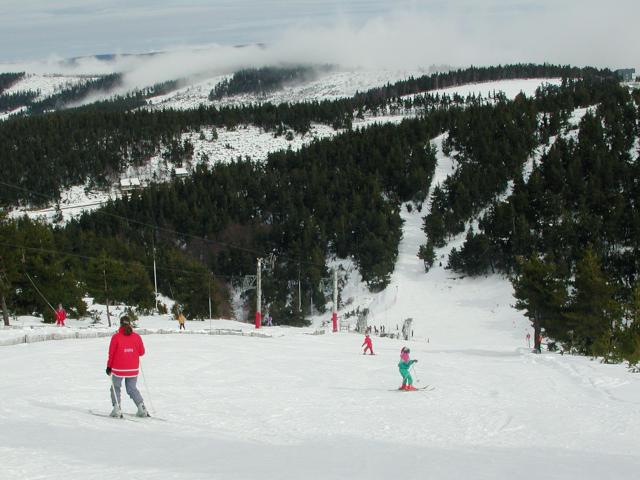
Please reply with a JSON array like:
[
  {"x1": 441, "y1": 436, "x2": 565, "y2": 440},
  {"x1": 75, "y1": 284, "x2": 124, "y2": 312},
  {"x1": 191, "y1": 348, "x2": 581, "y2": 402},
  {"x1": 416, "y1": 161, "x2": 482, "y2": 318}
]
[
  {"x1": 89, "y1": 409, "x2": 167, "y2": 422},
  {"x1": 391, "y1": 385, "x2": 434, "y2": 392}
]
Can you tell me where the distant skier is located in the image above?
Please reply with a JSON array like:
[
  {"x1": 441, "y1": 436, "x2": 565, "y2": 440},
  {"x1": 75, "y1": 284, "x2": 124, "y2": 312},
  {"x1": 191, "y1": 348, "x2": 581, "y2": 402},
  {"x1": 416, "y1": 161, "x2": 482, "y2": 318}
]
[
  {"x1": 55, "y1": 304, "x2": 66, "y2": 326},
  {"x1": 177, "y1": 312, "x2": 186, "y2": 330},
  {"x1": 362, "y1": 334, "x2": 374, "y2": 355},
  {"x1": 106, "y1": 316, "x2": 149, "y2": 418},
  {"x1": 536, "y1": 333, "x2": 543, "y2": 354},
  {"x1": 398, "y1": 347, "x2": 418, "y2": 390}
]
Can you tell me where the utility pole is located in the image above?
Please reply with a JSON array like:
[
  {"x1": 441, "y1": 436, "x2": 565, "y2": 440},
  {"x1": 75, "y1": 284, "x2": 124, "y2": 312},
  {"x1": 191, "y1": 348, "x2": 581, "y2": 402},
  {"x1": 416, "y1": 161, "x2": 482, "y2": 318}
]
[
  {"x1": 298, "y1": 265, "x2": 301, "y2": 312},
  {"x1": 208, "y1": 273, "x2": 212, "y2": 332},
  {"x1": 208, "y1": 274, "x2": 212, "y2": 319},
  {"x1": 255, "y1": 258, "x2": 262, "y2": 329},
  {"x1": 332, "y1": 269, "x2": 338, "y2": 332},
  {"x1": 103, "y1": 258, "x2": 111, "y2": 327},
  {"x1": 152, "y1": 236, "x2": 158, "y2": 312}
]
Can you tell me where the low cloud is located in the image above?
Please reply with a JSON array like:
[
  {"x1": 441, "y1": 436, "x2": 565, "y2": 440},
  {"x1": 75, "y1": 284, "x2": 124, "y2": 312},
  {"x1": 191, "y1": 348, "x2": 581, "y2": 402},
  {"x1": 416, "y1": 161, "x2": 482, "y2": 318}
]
[{"x1": 0, "y1": 1, "x2": 637, "y2": 91}]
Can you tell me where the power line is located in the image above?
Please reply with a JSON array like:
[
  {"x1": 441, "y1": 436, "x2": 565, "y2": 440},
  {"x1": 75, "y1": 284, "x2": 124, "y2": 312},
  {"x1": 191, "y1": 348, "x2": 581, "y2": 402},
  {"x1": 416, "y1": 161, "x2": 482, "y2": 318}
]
[
  {"x1": 0, "y1": 178, "x2": 327, "y2": 269},
  {"x1": 0, "y1": 179, "x2": 266, "y2": 256},
  {"x1": 0, "y1": 241, "x2": 234, "y2": 280}
]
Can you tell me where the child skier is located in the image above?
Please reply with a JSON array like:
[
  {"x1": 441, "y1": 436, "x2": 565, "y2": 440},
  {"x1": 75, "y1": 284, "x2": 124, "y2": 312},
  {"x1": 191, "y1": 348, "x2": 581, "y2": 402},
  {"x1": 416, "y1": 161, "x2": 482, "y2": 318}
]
[
  {"x1": 106, "y1": 316, "x2": 149, "y2": 418},
  {"x1": 177, "y1": 312, "x2": 186, "y2": 330},
  {"x1": 55, "y1": 304, "x2": 66, "y2": 326},
  {"x1": 362, "y1": 334, "x2": 374, "y2": 355},
  {"x1": 398, "y1": 347, "x2": 418, "y2": 390}
]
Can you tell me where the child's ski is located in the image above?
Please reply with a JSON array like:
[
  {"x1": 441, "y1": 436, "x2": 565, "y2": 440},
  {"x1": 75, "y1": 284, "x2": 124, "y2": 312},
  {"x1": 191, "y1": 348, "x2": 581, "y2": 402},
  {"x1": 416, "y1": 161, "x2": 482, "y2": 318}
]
[{"x1": 390, "y1": 385, "x2": 434, "y2": 392}]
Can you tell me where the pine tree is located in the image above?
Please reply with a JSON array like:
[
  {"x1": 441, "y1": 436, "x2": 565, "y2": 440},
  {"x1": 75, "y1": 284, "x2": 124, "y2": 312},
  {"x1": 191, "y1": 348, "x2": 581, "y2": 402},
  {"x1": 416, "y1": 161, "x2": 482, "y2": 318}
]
[
  {"x1": 620, "y1": 283, "x2": 640, "y2": 367},
  {"x1": 418, "y1": 242, "x2": 436, "y2": 272},
  {"x1": 512, "y1": 255, "x2": 567, "y2": 353},
  {"x1": 564, "y1": 248, "x2": 621, "y2": 359}
]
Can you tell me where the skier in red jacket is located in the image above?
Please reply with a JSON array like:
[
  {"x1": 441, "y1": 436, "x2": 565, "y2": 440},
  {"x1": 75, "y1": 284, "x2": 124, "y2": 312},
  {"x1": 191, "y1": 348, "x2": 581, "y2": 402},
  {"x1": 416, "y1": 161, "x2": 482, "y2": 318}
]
[
  {"x1": 362, "y1": 334, "x2": 374, "y2": 355},
  {"x1": 106, "y1": 316, "x2": 149, "y2": 418},
  {"x1": 55, "y1": 304, "x2": 66, "y2": 326}
]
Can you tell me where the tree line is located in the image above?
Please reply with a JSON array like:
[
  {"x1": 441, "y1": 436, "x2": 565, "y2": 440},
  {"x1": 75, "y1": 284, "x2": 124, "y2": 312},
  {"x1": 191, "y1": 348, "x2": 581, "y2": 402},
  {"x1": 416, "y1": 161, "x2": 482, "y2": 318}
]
[
  {"x1": 209, "y1": 65, "x2": 332, "y2": 99},
  {"x1": 1, "y1": 64, "x2": 610, "y2": 207}
]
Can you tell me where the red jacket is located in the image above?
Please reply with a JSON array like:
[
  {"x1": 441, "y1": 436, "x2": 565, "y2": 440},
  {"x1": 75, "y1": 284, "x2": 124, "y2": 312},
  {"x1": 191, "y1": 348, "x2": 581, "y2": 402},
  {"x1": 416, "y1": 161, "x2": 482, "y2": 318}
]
[
  {"x1": 55, "y1": 309, "x2": 66, "y2": 322},
  {"x1": 362, "y1": 336, "x2": 372, "y2": 347},
  {"x1": 107, "y1": 327, "x2": 145, "y2": 377}
]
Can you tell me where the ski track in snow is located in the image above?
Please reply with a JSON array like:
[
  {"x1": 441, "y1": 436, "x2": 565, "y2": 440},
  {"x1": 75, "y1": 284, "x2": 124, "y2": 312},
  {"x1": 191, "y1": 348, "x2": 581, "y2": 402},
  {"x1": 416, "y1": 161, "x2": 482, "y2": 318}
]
[{"x1": 1, "y1": 331, "x2": 639, "y2": 480}]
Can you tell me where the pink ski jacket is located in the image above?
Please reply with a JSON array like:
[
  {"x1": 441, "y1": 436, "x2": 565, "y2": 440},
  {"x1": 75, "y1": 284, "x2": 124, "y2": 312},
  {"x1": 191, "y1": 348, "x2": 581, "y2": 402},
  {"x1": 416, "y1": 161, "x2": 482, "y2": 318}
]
[{"x1": 107, "y1": 327, "x2": 145, "y2": 377}]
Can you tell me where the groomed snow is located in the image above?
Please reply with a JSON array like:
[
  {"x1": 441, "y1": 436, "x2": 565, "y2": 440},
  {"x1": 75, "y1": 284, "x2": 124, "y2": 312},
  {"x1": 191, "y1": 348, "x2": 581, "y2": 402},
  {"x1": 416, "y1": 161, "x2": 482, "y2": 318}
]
[
  {"x1": 2, "y1": 127, "x2": 640, "y2": 479},
  {"x1": 2, "y1": 330, "x2": 639, "y2": 480}
]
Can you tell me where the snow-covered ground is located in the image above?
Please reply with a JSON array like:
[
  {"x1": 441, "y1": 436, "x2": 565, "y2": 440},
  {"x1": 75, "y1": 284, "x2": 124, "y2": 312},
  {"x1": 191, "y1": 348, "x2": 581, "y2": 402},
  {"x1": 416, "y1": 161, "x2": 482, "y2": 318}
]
[
  {"x1": 2, "y1": 73, "x2": 96, "y2": 100},
  {"x1": 147, "y1": 68, "x2": 428, "y2": 110},
  {"x1": 412, "y1": 78, "x2": 562, "y2": 101},
  {"x1": 0, "y1": 105, "x2": 27, "y2": 121},
  {"x1": 2, "y1": 127, "x2": 640, "y2": 479},
  {"x1": 2, "y1": 328, "x2": 639, "y2": 479}
]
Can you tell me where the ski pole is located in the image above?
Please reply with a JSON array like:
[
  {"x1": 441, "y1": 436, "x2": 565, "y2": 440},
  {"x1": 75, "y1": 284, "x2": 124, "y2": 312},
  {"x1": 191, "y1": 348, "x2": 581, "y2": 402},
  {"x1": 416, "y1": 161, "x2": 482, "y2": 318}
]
[
  {"x1": 411, "y1": 364, "x2": 420, "y2": 383},
  {"x1": 139, "y1": 361, "x2": 156, "y2": 415}
]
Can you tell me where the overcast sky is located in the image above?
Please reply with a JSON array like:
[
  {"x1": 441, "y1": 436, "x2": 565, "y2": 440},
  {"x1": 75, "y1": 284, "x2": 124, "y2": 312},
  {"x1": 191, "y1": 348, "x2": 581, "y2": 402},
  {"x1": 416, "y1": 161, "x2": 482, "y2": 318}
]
[{"x1": 0, "y1": 1, "x2": 637, "y2": 73}]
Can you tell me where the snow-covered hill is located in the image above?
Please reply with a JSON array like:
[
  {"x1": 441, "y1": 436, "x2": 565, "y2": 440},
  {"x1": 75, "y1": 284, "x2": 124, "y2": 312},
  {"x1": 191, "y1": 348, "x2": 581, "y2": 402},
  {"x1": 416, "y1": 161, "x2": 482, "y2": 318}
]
[
  {"x1": 147, "y1": 68, "x2": 428, "y2": 110},
  {"x1": 2, "y1": 73, "x2": 96, "y2": 100},
  {"x1": 2, "y1": 116, "x2": 640, "y2": 479},
  {"x1": 8, "y1": 76, "x2": 561, "y2": 224}
]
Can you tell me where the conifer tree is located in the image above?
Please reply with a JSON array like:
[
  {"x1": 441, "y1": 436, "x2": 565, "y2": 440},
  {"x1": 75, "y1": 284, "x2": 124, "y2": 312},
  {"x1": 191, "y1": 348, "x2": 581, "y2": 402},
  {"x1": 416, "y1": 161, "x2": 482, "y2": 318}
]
[
  {"x1": 620, "y1": 283, "x2": 640, "y2": 366},
  {"x1": 513, "y1": 255, "x2": 567, "y2": 353},
  {"x1": 565, "y1": 248, "x2": 621, "y2": 359}
]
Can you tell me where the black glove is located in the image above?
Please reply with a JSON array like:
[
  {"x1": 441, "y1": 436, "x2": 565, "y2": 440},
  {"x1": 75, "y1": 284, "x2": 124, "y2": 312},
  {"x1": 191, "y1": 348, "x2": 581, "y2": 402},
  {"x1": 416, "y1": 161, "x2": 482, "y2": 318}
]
[
  {"x1": 106, "y1": 367, "x2": 112, "y2": 375},
  {"x1": 414, "y1": 359, "x2": 418, "y2": 363}
]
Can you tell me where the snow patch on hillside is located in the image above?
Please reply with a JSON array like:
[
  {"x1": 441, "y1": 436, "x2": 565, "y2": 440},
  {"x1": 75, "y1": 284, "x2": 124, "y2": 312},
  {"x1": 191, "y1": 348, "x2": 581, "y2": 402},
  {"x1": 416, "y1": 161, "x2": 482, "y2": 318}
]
[
  {"x1": 183, "y1": 123, "x2": 337, "y2": 165},
  {"x1": 3, "y1": 73, "x2": 96, "y2": 100},
  {"x1": 406, "y1": 78, "x2": 562, "y2": 102},
  {"x1": 147, "y1": 69, "x2": 427, "y2": 110},
  {"x1": 0, "y1": 106, "x2": 27, "y2": 120}
]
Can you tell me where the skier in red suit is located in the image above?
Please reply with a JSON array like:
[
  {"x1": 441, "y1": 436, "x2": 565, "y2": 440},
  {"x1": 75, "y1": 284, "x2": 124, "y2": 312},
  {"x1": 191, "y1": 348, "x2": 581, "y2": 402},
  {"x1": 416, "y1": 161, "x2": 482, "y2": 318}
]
[
  {"x1": 106, "y1": 316, "x2": 149, "y2": 418},
  {"x1": 55, "y1": 304, "x2": 66, "y2": 326},
  {"x1": 362, "y1": 334, "x2": 374, "y2": 355}
]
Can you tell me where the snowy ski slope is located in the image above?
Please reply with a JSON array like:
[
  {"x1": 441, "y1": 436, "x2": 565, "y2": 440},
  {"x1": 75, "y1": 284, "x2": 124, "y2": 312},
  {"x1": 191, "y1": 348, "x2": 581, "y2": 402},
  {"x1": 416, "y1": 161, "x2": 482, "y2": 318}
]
[{"x1": 2, "y1": 120, "x2": 640, "y2": 479}]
